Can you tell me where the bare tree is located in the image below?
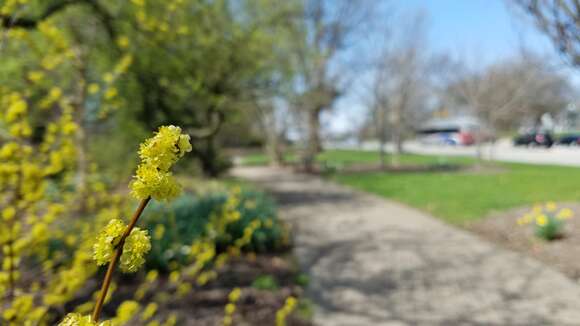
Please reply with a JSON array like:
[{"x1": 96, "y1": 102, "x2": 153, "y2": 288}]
[
  {"x1": 293, "y1": 0, "x2": 375, "y2": 172},
  {"x1": 509, "y1": 0, "x2": 580, "y2": 67},
  {"x1": 366, "y1": 13, "x2": 430, "y2": 167},
  {"x1": 445, "y1": 53, "x2": 573, "y2": 160}
]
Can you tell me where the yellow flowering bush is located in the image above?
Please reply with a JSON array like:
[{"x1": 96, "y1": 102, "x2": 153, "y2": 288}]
[
  {"x1": 222, "y1": 287, "x2": 242, "y2": 326},
  {"x1": 517, "y1": 202, "x2": 574, "y2": 240},
  {"x1": 276, "y1": 296, "x2": 298, "y2": 326},
  {"x1": 0, "y1": 2, "x2": 303, "y2": 324},
  {"x1": 58, "y1": 125, "x2": 191, "y2": 324}
]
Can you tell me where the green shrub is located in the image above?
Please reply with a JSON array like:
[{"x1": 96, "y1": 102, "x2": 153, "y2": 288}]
[
  {"x1": 534, "y1": 215, "x2": 563, "y2": 240},
  {"x1": 252, "y1": 275, "x2": 279, "y2": 291},
  {"x1": 141, "y1": 188, "x2": 288, "y2": 271}
]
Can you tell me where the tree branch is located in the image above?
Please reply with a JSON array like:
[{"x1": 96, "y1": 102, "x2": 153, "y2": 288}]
[
  {"x1": 1, "y1": 0, "x2": 81, "y2": 29},
  {"x1": 1, "y1": 0, "x2": 116, "y2": 41}
]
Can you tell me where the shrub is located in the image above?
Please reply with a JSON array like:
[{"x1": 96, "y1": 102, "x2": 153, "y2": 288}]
[
  {"x1": 252, "y1": 275, "x2": 279, "y2": 291},
  {"x1": 142, "y1": 187, "x2": 289, "y2": 271},
  {"x1": 517, "y1": 202, "x2": 574, "y2": 240}
]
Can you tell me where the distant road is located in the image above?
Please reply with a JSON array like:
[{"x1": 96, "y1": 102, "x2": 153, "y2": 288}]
[{"x1": 329, "y1": 139, "x2": 580, "y2": 168}]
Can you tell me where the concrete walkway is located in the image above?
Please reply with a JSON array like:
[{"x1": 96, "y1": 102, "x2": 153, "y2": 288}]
[{"x1": 233, "y1": 166, "x2": 580, "y2": 326}]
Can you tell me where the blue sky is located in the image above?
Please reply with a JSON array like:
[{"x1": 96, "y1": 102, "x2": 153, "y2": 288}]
[
  {"x1": 403, "y1": 0, "x2": 555, "y2": 62},
  {"x1": 326, "y1": 0, "x2": 577, "y2": 134}
]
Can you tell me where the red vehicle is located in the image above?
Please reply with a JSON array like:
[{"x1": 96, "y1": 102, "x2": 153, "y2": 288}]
[{"x1": 418, "y1": 117, "x2": 488, "y2": 146}]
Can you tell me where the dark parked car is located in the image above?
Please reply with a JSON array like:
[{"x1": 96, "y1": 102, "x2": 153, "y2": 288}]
[
  {"x1": 513, "y1": 132, "x2": 554, "y2": 148},
  {"x1": 557, "y1": 134, "x2": 580, "y2": 146}
]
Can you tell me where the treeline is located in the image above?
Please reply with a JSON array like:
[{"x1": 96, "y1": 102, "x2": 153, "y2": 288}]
[{"x1": 2, "y1": 0, "x2": 367, "y2": 177}]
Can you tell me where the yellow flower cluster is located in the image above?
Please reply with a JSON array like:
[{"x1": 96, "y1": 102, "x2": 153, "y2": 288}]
[
  {"x1": 275, "y1": 296, "x2": 298, "y2": 326},
  {"x1": 58, "y1": 313, "x2": 112, "y2": 326},
  {"x1": 93, "y1": 219, "x2": 151, "y2": 273},
  {"x1": 517, "y1": 203, "x2": 574, "y2": 226},
  {"x1": 120, "y1": 228, "x2": 152, "y2": 273},
  {"x1": 0, "y1": 0, "x2": 29, "y2": 15},
  {"x1": 93, "y1": 219, "x2": 126, "y2": 266},
  {"x1": 222, "y1": 287, "x2": 242, "y2": 326},
  {"x1": 112, "y1": 300, "x2": 140, "y2": 324},
  {"x1": 130, "y1": 125, "x2": 192, "y2": 201},
  {"x1": 2, "y1": 294, "x2": 46, "y2": 324}
]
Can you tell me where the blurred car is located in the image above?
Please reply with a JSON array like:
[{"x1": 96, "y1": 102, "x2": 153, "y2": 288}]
[
  {"x1": 419, "y1": 131, "x2": 475, "y2": 146},
  {"x1": 557, "y1": 134, "x2": 580, "y2": 146},
  {"x1": 513, "y1": 132, "x2": 554, "y2": 148}
]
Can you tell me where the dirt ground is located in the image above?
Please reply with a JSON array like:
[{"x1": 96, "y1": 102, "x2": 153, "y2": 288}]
[
  {"x1": 105, "y1": 254, "x2": 312, "y2": 326},
  {"x1": 469, "y1": 203, "x2": 580, "y2": 280}
]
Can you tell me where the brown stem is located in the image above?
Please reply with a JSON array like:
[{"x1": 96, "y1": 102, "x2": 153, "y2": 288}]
[
  {"x1": 6, "y1": 153, "x2": 25, "y2": 300},
  {"x1": 7, "y1": 236, "x2": 14, "y2": 299},
  {"x1": 91, "y1": 197, "x2": 151, "y2": 322}
]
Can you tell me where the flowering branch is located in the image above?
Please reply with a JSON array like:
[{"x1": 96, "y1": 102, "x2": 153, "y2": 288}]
[
  {"x1": 59, "y1": 125, "x2": 192, "y2": 325},
  {"x1": 91, "y1": 196, "x2": 150, "y2": 322}
]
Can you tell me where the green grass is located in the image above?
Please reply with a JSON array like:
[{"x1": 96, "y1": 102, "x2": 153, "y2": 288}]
[
  {"x1": 239, "y1": 149, "x2": 472, "y2": 167},
  {"x1": 332, "y1": 160, "x2": 580, "y2": 224},
  {"x1": 238, "y1": 152, "x2": 297, "y2": 166},
  {"x1": 316, "y1": 150, "x2": 474, "y2": 166},
  {"x1": 240, "y1": 149, "x2": 580, "y2": 225}
]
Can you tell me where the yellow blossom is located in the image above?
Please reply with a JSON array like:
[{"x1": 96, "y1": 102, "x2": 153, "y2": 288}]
[
  {"x1": 88, "y1": 83, "x2": 100, "y2": 94},
  {"x1": 141, "y1": 303, "x2": 158, "y2": 321},
  {"x1": 103, "y1": 73, "x2": 115, "y2": 84},
  {"x1": 138, "y1": 125, "x2": 192, "y2": 170},
  {"x1": 2, "y1": 207, "x2": 16, "y2": 221},
  {"x1": 27, "y1": 71, "x2": 44, "y2": 82},
  {"x1": 228, "y1": 287, "x2": 241, "y2": 302},
  {"x1": 119, "y1": 228, "x2": 151, "y2": 273},
  {"x1": 545, "y1": 201, "x2": 557, "y2": 212},
  {"x1": 130, "y1": 125, "x2": 191, "y2": 200},
  {"x1": 93, "y1": 219, "x2": 126, "y2": 265},
  {"x1": 130, "y1": 163, "x2": 181, "y2": 201},
  {"x1": 104, "y1": 87, "x2": 118, "y2": 100},
  {"x1": 116, "y1": 36, "x2": 130, "y2": 49},
  {"x1": 536, "y1": 215, "x2": 548, "y2": 226},
  {"x1": 114, "y1": 300, "x2": 140, "y2": 324},
  {"x1": 58, "y1": 313, "x2": 112, "y2": 326},
  {"x1": 557, "y1": 208, "x2": 574, "y2": 220}
]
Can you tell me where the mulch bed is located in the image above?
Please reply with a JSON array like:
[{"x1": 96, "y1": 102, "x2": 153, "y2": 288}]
[
  {"x1": 468, "y1": 203, "x2": 580, "y2": 280},
  {"x1": 106, "y1": 254, "x2": 312, "y2": 326}
]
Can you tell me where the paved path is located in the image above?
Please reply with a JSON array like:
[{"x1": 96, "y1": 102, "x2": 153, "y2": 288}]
[{"x1": 233, "y1": 166, "x2": 580, "y2": 326}]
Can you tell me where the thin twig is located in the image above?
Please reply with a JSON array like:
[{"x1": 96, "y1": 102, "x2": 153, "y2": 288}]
[{"x1": 91, "y1": 196, "x2": 151, "y2": 322}]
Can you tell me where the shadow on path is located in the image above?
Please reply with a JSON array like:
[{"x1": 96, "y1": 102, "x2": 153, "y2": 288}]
[{"x1": 233, "y1": 166, "x2": 580, "y2": 326}]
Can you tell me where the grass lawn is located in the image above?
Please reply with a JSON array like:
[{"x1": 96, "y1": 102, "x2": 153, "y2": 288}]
[
  {"x1": 240, "y1": 149, "x2": 580, "y2": 224},
  {"x1": 239, "y1": 149, "x2": 473, "y2": 167},
  {"x1": 331, "y1": 158, "x2": 580, "y2": 224}
]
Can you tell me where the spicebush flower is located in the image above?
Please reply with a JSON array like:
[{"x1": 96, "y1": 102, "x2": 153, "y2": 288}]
[
  {"x1": 93, "y1": 220, "x2": 151, "y2": 273},
  {"x1": 58, "y1": 313, "x2": 111, "y2": 326},
  {"x1": 130, "y1": 163, "x2": 180, "y2": 201},
  {"x1": 138, "y1": 125, "x2": 191, "y2": 170},
  {"x1": 113, "y1": 300, "x2": 140, "y2": 324},
  {"x1": 119, "y1": 228, "x2": 151, "y2": 273},
  {"x1": 93, "y1": 219, "x2": 125, "y2": 266},
  {"x1": 130, "y1": 125, "x2": 191, "y2": 201}
]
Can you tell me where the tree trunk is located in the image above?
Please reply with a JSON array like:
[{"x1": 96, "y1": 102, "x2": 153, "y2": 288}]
[
  {"x1": 377, "y1": 107, "x2": 387, "y2": 170},
  {"x1": 390, "y1": 109, "x2": 403, "y2": 167},
  {"x1": 198, "y1": 137, "x2": 221, "y2": 178},
  {"x1": 265, "y1": 130, "x2": 285, "y2": 166},
  {"x1": 302, "y1": 108, "x2": 322, "y2": 172}
]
